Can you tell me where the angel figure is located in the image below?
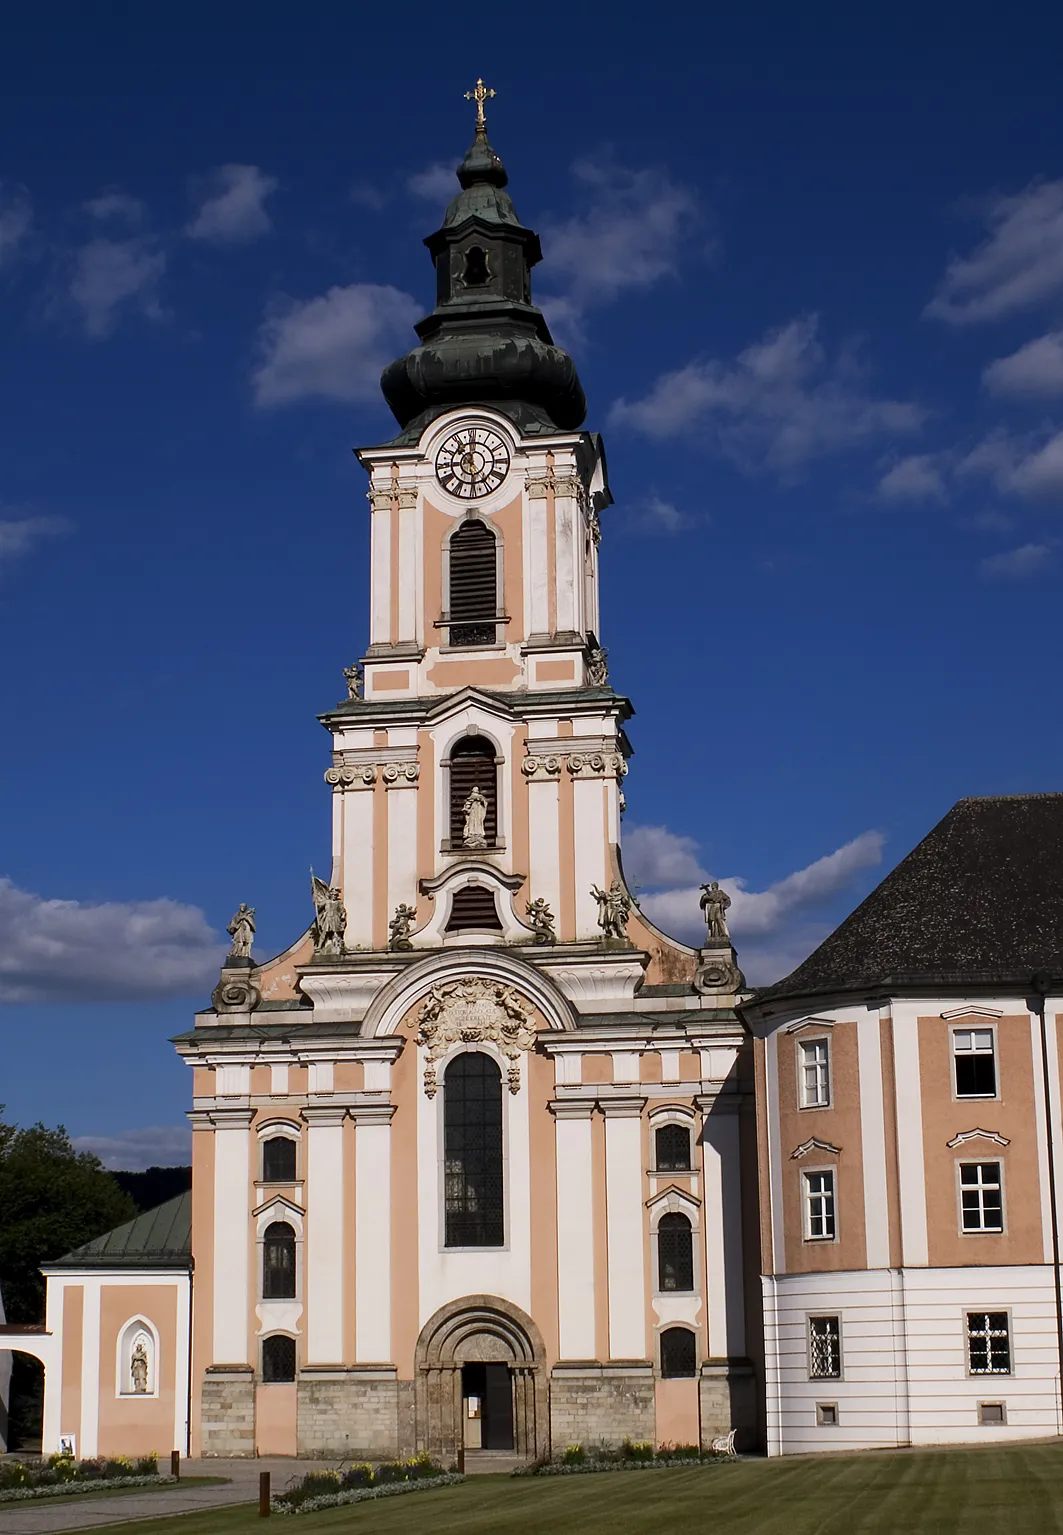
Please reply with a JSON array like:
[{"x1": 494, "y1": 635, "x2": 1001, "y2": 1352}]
[
  {"x1": 389, "y1": 902, "x2": 417, "y2": 951},
  {"x1": 591, "y1": 879, "x2": 631, "y2": 941},
  {"x1": 310, "y1": 871, "x2": 347, "y2": 956},
  {"x1": 525, "y1": 897, "x2": 556, "y2": 945}
]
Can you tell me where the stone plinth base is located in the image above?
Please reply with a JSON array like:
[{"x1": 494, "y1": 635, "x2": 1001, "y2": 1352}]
[
  {"x1": 296, "y1": 1367, "x2": 413, "y2": 1459},
  {"x1": 699, "y1": 1360, "x2": 757, "y2": 1450},
  {"x1": 201, "y1": 1366, "x2": 255, "y2": 1457},
  {"x1": 549, "y1": 1362, "x2": 655, "y2": 1451}
]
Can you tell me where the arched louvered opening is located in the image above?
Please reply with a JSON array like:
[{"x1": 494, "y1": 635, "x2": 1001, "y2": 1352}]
[
  {"x1": 446, "y1": 884, "x2": 503, "y2": 933},
  {"x1": 657, "y1": 1212, "x2": 694, "y2": 1293},
  {"x1": 263, "y1": 1221, "x2": 297, "y2": 1299},
  {"x1": 444, "y1": 1052, "x2": 504, "y2": 1247},
  {"x1": 462, "y1": 245, "x2": 490, "y2": 286},
  {"x1": 449, "y1": 734, "x2": 498, "y2": 847},
  {"x1": 660, "y1": 1326, "x2": 697, "y2": 1379},
  {"x1": 448, "y1": 518, "x2": 497, "y2": 647},
  {"x1": 655, "y1": 1122, "x2": 692, "y2": 1172}
]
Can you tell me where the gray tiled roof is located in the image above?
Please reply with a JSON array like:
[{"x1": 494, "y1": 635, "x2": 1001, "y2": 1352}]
[{"x1": 45, "y1": 1192, "x2": 191, "y2": 1270}]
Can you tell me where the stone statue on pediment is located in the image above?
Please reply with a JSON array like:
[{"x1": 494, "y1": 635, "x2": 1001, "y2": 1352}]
[
  {"x1": 591, "y1": 879, "x2": 631, "y2": 941},
  {"x1": 310, "y1": 871, "x2": 347, "y2": 956},
  {"x1": 700, "y1": 880, "x2": 731, "y2": 942},
  {"x1": 226, "y1": 903, "x2": 255, "y2": 960}
]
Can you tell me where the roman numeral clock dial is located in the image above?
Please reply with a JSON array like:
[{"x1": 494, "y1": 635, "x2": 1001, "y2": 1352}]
[{"x1": 435, "y1": 427, "x2": 510, "y2": 500}]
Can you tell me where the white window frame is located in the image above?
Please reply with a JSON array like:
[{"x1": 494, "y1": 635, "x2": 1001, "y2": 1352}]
[
  {"x1": 957, "y1": 1159, "x2": 1005, "y2": 1234},
  {"x1": 952, "y1": 1025, "x2": 998, "y2": 1101},
  {"x1": 806, "y1": 1314, "x2": 842, "y2": 1380},
  {"x1": 257, "y1": 1120, "x2": 301, "y2": 1183},
  {"x1": 798, "y1": 1036, "x2": 831, "y2": 1109},
  {"x1": 802, "y1": 1166, "x2": 837, "y2": 1241},
  {"x1": 965, "y1": 1309, "x2": 1013, "y2": 1376},
  {"x1": 650, "y1": 1110, "x2": 696, "y2": 1174}
]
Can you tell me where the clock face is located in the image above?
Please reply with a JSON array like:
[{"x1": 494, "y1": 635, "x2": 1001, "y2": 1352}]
[{"x1": 435, "y1": 427, "x2": 510, "y2": 500}]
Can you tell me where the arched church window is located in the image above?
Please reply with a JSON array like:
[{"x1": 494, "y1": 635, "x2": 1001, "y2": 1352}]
[
  {"x1": 655, "y1": 1123, "x2": 692, "y2": 1172},
  {"x1": 660, "y1": 1326, "x2": 697, "y2": 1379},
  {"x1": 262, "y1": 1136, "x2": 297, "y2": 1183},
  {"x1": 448, "y1": 518, "x2": 497, "y2": 647},
  {"x1": 462, "y1": 245, "x2": 490, "y2": 287},
  {"x1": 449, "y1": 735, "x2": 498, "y2": 846},
  {"x1": 263, "y1": 1221, "x2": 297, "y2": 1299},
  {"x1": 444, "y1": 1052, "x2": 504, "y2": 1248},
  {"x1": 262, "y1": 1334, "x2": 297, "y2": 1383},
  {"x1": 657, "y1": 1212, "x2": 694, "y2": 1292}
]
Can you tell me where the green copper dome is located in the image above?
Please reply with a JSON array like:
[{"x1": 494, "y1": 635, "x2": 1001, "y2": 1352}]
[{"x1": 380, "y1": 130, "x2": 587, "y2": 436}]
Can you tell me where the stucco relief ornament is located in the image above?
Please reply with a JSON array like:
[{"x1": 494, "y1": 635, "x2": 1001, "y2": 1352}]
[
  {"x1": 416, "y1": 979, "x2": 537, "y2": 1097},
  {"x1": 226, "y1": 903, "x2": 255, "y2": 959},
  {"x1": 525, "y1": 897, "x2": 556, "y2": 944},
  {"x1": 462, "y1": 785, "x2": 488, "y2": 848},
  {"x1": 130, "y1": 1340, "x2": 149, "y2": 1394},
  {"x1": 389, "y1": 902, "x2": 417, "y2": 951},
  {"x1": 310, "y1": 870, "x2": 347, "y2": 957},
  {"x1": 591, "y1": 880, "x2": 632, "y2": 941}
]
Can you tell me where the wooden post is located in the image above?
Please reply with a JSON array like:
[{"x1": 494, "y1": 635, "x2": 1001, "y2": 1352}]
[
  {"x1": 259, "y1": 1471, "x2": 271, "y2": 1517},
  {"x1": 457, "y1": 1445, "x2": 465, "y2": 1474},
  {"x1": 170, "y1": 1451, "x2": 181, "y2": 1479}
]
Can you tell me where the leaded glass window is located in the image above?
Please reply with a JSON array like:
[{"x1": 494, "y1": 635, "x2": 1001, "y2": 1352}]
[
  {"x1": 444, "y1": 1052, "x2": 504, "y2": 1248},
  {"x1": 657, "y1": 1212, "x2": 694, "y2": 1292},
  {"x1": 655, "y1": 1123, "x2": 692, "y2": 1171},
  {"x1": 262, "y1": 1136, "x2": 296, "y2": 1182},
  {"x1": 967, "y1": 1312, "x2": 1011, "y2": 1374},
  {"x1": 262, "y1": 1222, "x2": 296, "y2": 1299},
  {"x1": 262, "y1": 1334, "x2": 296, "y2": 1382},
  {"x1": 660, "y1": 1327, "x2": 697, "y2": 1378},
  {"x1": 808, "y1": 1315, "x2": 841, "y2": 1379}
]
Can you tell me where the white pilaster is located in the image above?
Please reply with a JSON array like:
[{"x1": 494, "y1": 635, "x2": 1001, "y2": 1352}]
[
  {"x1": 701, "y1": 1103, "x2": 746, "y2": 1356},
  {"x1": 303, "y1": 1106, "x2": 346, "y2": 1363},
  {"x1": 370, "y1": 503, "x2": 391, "y2": 644},
  {"x1": 603, "y1": 1101, "x2": 646, "y2": 1359},
  {"x1": 354, "y1": 1105, "x2": 395, "y2": 1362},
  {"x1": 527, "y1": 776, "x2": 561, "y2": 918},
  {"x1": 211, "y1": 1109, "x2": 253, "y2": 1364},
  {"x1": 525, "y1": 489, "x2": 550, "y2": 636},
  {"x1": 386, "y1": 780, "x2": 419, "y2": 922},
  {"x1": 572, "y1": 777, "x2": 606, "y2": 940},
  {"x1": 554, "y1": 486, "x2": 578, "y2": 633},
  {"x1": 891, "y1": 1005, "x2": 928, "y2": 1267},
  {"x1": 858, "y1": 1007, "x2": 891, "y2": 1269},
  {"x1": 342, "y1": 789, "x2": 375, "y2": 949},
  {"x1": 553, "y1": 1106, "x2": 596, "y2": 1359},
  {"x1": 79, "y1": 1278, "x2": 101, "y2": 1458},
  {"x1": 398, "y1": 499, "x2": 417, "y2": 642}
]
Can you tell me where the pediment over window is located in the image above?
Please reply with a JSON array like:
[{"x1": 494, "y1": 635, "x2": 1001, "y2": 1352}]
[
  {"x1": 785, "y1": 1015, "x2": 836, "y2": 1034},
  {"x1": 947, "y1": 1128, "x2": 1010, "y2": 1149},
  {"x1": 790, "y1": 1137, "x2": 841, "y2": 1160},
  {"x1": 646, "y1": 1184, "x2": 701, "y2": 1217}
]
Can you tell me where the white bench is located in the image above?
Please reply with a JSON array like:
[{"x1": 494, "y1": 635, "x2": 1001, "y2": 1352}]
[{"x1": 710, "y1": 1429, "x2": 737, "y2": 1457}]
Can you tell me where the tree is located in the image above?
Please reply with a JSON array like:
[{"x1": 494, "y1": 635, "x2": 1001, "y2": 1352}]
[{"x1": 0, "y1": 1112, "x2": 136, "y2": 1324}]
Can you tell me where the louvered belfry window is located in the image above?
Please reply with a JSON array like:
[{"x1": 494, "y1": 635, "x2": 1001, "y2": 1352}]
[
  {"x1": 446, "y1": 885, "x2": 504, "y2": 932},
  {"x1": 444, "y1": 1052, "x2": 504, "y2": 1247},
  {"x1": 449, "y1": 735, "x2": 498, "y2": 845},
  {"x1": 448, "y1": 518, "x2": 497, "y2": 646}
]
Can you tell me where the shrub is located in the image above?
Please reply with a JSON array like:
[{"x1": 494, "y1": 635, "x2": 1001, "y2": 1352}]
[
  {"x1": 562, "y1": 1444, "x2": 586, "y2": 1465},
  {"x1": 620, "y1": 1440, "x2": 655, "y2": 1463},
  {"x1": 341, "y1": 1465, "x2": 373, "y2": 1490}
]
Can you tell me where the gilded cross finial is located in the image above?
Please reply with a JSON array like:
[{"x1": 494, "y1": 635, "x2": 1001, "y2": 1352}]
[{"x1": 464, "y1": 77, "x2": 495, "y2": 139}]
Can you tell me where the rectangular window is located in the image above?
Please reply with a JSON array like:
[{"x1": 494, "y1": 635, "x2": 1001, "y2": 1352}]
[
  {"x1": 803, "y1": 1169, "x2": 836, "y2": 1240},
  {"x1": 954, "y1": 1028, "x2": 997, "y2": 1097},
  {"x1": 960, "y1": 1162, "x2": 1004, "y2": 1232},
  {"x1": 808, "y1": 1316, "x2": 841, "y2": 1379},
  {"x1": 967, "y1": 1312, "x2": 1011, "y2": 1374},
  {"x1": 799, "y1": 1039, "x2": 831, "y2": 1108},
  {"x1": 816, "y1": 1402, "x2": 839, "y2": 1426},
  {"x1": 979, "y1": 1401, "x2": 1007, "y2": 1425}
]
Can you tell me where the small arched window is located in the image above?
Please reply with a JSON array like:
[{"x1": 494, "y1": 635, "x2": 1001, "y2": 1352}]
[
  {"x1": 655, "y1": 1123, "x2": 692, "y2": 1172},
  {"x1": 444, "y1": 1052, "x2": 504, "y2": 1248},
  {"x1": 657, "y1": 1212, "x2": 694, "y2": 1292},
  {"x1": 462, "y1": 245, "x2": 490, "y2": 286},
  {"x1": 262, "y1": 1135, "x2": 297, "y2": 1183},
  {"x1": 660, "y1": 1326, "x2": 697, "y2": 1379},
  {"x1": 449, "y1": 734, "x2": 498, "y2": 847},
  {"x1": 262, "y1": 1334, "x2": 297, "y2": 1383},
  {"x1": 448, "y1": 519, "x2": 497, "y2": 647},
  {"x1": 263, "y1": 1221, "x2": 297, "y2": 1299}
]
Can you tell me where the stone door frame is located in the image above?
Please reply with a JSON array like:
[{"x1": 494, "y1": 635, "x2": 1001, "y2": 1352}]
[{"x1": 414, "y1": 1294, "x2": 548, "y2": 1462}]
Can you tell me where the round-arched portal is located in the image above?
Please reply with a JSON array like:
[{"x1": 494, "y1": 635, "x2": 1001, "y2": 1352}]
[{"x1": 414, "y1": 1295, "x2": 548, "y2": 1463}]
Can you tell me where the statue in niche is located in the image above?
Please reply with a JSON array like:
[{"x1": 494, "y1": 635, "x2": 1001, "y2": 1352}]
[
  {"x1": 389, "y1": 902, "x2": 417, "y2": 951},
  {"x1": 226, "y1": 903, "x2": 255, "y2": 960},
  {"x1": 462, "y1": 785, "x2": 488, "y2": 848},
  {"x1": 525, "y1": 897, "x2": 556, "y2": 945},
  {"x1": 130, "y1": 1339, "x2": 150, "y2": 1394},
  {"x1": 699, "y1": 880, "x2": 732, "y2": 942},
  {"x1": 585, "y1": 646, "x2": 609, "y2": 687},
  {"x1": 310, "y1": 870, "x2": 347, "y2": 956},
  {"x1": 591, "y1": 879, "x2": 631, "y2": 941},
  {"x1": 342, "y1": 663, "x2": 363, "y2": 700}
]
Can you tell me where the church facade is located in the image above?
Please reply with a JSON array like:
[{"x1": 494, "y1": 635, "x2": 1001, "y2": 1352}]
[{"x1": 9, "y1": 96, "x2": 1063, "y2": 1465}]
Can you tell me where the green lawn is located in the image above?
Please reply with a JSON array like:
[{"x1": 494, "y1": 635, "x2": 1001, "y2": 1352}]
[{"x1": 76, "y1": 1442, "x2": 1063, "y2": 1535}]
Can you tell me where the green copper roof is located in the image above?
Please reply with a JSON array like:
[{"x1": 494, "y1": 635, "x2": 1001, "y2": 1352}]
[{"x1": 44, "y1": 1192, "x2": 191, "y2": 1271}]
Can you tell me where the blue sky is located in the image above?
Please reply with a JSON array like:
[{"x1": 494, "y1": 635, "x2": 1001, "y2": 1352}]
[{"x1": 2, "y1": 1, "x2": 1063, "y2": 1168}]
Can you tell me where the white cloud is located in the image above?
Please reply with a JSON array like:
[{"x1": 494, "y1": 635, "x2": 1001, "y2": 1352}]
[
  {"x1": 980, "y1": 542, "x2": 1053, "y2": 580},
  {"x1": 72, "y1": 1125, "x2": 192, "y2": 1172},
  {"x1": 926, "y1": 179, "x2": 1063, "y2": 326},
  {"x1": 252, "y1": 282, "x2": 419, "y2": 408},
  {"x1": 628, "y1": 825, "x2": 885, "y2": 984},
  {"x1": 538, "y1": 156, "x2": 698, "y2": 333},
  {"x1": 84, "y1": 190, "x2": 146, "y2": 225},
  {"x1": 0, "y1": 183, "x2": 32, "y2": 265},
  {"x1": 185, "y1": 164, "x2": 278, "y2": 244},
  {"x1": 958, "y1": 427, "x2": 1063, "y2": 501},
  {"x1": 0, "y1": 878, "x2": 225, "y2": 1003},
  {"x1": 875, "y1": 453, "x2": 949, "y2": 503},
  {"x1": 983, "y1": 331, "x2": 1063, "y2": 398},
  {"x1": 67, "y1": 237, "x2": 166, "y2": 338},
  {"x1": 611, "y1": 315, "x2": 924, "y2": 476},
  {"x1": 407, "y1": 162, "x2": 457, "y2": 202},
  {"x1": 0, "y1": 515, "x2": 70, "y2": 567}
]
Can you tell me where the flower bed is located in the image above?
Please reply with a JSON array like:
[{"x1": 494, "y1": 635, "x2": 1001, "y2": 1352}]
[
  {"x1": 516, "y1": 1441, "x2": 722, "y2": 1476},
  {"x1": 271, "y1": 1456, "x2": 462, "y2": 1515},
  {"x1": 0, "y1": 1455, "x2": 170, "y2": 1504}
]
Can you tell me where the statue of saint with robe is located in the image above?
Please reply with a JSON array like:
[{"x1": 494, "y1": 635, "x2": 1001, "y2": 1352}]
[{"x1": 462, "y1": 785, "x2": 488, "y2": 848}]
